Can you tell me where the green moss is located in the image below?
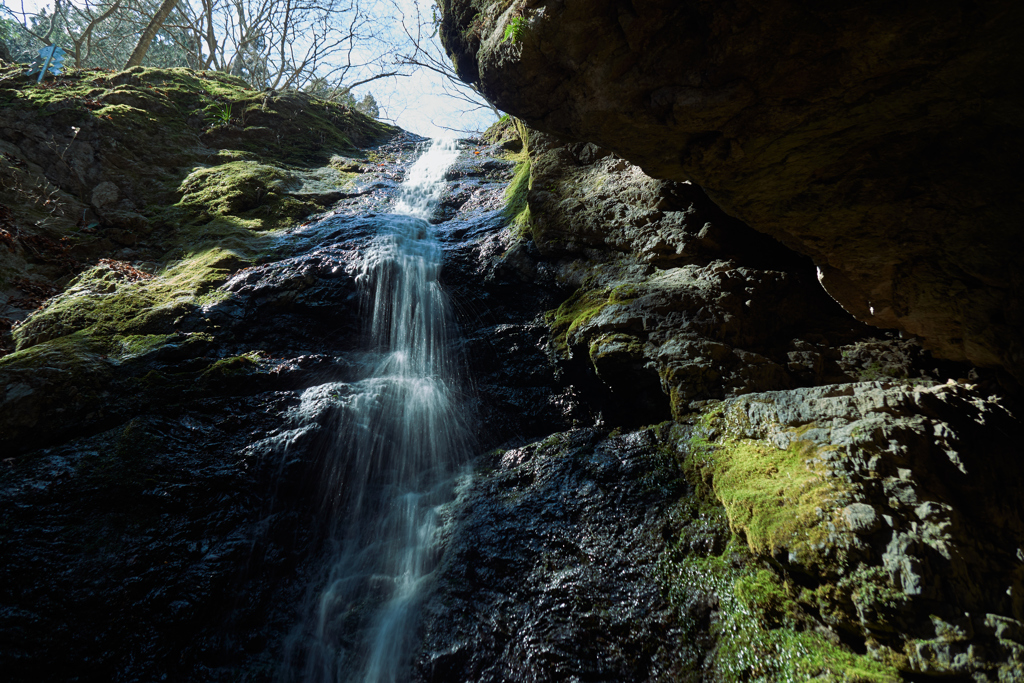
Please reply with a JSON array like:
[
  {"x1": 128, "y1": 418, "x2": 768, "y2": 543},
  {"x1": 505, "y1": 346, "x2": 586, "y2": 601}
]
[
  {"x1": 711, "y1": 437, "x2": 843, "y2": 561},
  {"x1": 546, "y1": 283, "x2": 640, "y2": 356},
  {"x1": 199, "y1": 353, "x2": 258, "y2": 380},
  {"x1": 653, "y1": 407, "x2": 905, "y2": 682},
  {"x1": 498, "y1": 117, "x2": 532, "y2": 239},
  {"x1": 660, "y1": 364, "x2": 721, "y2": 419},
  {"x1": 112, "y1": 333, "x2": 174, "y2": 359},
  {"x1": 176, "y1": 161, "x2": 318, "y2": 228},
  {"x1": 0, "y1": 63, "x2": 395, "y2": 229},
  {"x1": 734, "y1": 569, "x2": 802, "y2": 624},
  {"x1": 684, "y1": 407, "x2": 848, "y2": 565},
  {"x1": 0, "y1": 332, "x2": 115, "y2": 447},
  {"x1": 609, "y1": 283, "x2": 639, "y2": 302},
  {"x1": 662, "y1": 537, "x2": 900, "y2": 682},
  {"x1": 481, "y1": 113, "x2": 516, "y2": 145},
  {"x1": 503, "y1": 157, "x2": 532, "y2": 239},
  {"x1": 0, "y1": 328, "x2": 108, "y2": 372},
  {"x1": 812, "y1": 565, "x2": 909, "y2": 633},
  {"x1": 12, "y1": 247, "x2": 246, "y2": 353},
  {"x1": 588, "y1": 332, "x2": 644, "y2": 362}
]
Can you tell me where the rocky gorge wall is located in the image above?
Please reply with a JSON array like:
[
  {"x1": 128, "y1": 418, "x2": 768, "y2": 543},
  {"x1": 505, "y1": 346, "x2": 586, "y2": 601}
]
[
  {"x1": 1, "y1": 61, "x2": 1023, "y2": 683},
  {"x1": 420, "y1": 121, "x2": 1023, "y2": 681},
  {"x1": 437, "y1": 0, "x2": 1024, "y2": 386}
]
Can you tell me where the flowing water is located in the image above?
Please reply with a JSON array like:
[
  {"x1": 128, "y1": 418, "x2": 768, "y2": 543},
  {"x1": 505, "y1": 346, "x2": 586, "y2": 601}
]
[{"x1": 280, "y1": 139, "x2": 469, "y2": 682}]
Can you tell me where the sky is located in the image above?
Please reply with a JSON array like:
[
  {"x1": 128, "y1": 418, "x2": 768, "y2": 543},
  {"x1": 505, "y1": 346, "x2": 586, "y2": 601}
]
[{"x1": 4, "y1": 0, "x2": 498, "y2": 138}]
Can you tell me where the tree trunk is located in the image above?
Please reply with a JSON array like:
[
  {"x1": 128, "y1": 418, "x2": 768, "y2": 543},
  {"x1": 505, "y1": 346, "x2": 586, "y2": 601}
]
[{"x1": 124, "y1": 0, "x2": 180, "y2": 69}]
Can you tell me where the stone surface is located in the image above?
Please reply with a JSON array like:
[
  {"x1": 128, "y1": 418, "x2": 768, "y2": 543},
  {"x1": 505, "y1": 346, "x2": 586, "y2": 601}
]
[
  {"x1": 413, "y1": 380, "x2": 1024, "y2": 681},
  {"x1": 0, "y1": 133, "x2": 602, "y2": 680},
  {"x1": 0, "y1": 64, "x2": 397, "y2": 353},
  {"x1": 3, "y1": 67, "x2": 1024, "y2": 683},
  {"x1": 706, "y1": 380, "x2": 1024, "y2": 679},
  {"x1": 497, "y1": 133, "x2": 970, "y2": 422},
  {"x1": 415, "y1": 428, "x2": 692, "y2": 682},
  {"x1": 439, "y1": 0, "x2": 1024, "y2": 383}
]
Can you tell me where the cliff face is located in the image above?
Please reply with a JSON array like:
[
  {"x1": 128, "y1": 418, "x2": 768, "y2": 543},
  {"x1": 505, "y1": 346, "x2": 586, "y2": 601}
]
[
  {"x1": 412, "y1": 127, "x2": 1024, "y2": 682},
  {"x1": 2, "y1": 64, "x2": 1024, "y2": 681},
  {"x1": 438, "y1": 0, "x2": 1024, "y2": 383}
]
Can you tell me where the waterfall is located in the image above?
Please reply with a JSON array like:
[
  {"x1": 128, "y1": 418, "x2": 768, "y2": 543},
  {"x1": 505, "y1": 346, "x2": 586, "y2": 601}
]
[{"x1": 280, "y1": 138, "x2": 468, "y2": 683}]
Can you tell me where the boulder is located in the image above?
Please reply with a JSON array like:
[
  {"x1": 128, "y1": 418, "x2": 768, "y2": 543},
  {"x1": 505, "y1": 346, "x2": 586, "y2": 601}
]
[{"x1": 439, "y1": 0, "x2": 1024, "y2": 382}]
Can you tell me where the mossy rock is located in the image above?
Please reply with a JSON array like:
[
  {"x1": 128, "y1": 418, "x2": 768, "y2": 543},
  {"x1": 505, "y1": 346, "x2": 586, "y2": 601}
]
[
  {"x1": 12, "y1": 248, "x2": 244, "y2": 352},
  {"x1": 177, "y1": 161, "x2": 317, "y2": 225},
  {"x1": 685, "y1": 405, "x2": 855, "y2": 570},
  {"x1": 657, "y1": 414, "x2": 903, "y2": 683},
  {"x1": 0, "y1": 64, "x2": 398, "y2": 307},
  {"x1": 546, "y1": 281, "x2": 641, "y2": 357},
  {"x1": 502, "y1": 156, "x2": 531, "y2": 238}
]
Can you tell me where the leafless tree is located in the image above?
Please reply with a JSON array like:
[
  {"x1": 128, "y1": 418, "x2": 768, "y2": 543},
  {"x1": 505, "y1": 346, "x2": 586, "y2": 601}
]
[
  {"x1": 10, "y1": 0, "x2": 63, "y2": 46},
  {"x1": 7, "y1": 0, "x2": 171, "y2": 68},
  {"x1": 7, "y1": 0, "x2": 407, "y2": 95},
  {"x1": 164, "y1": 0, "x2": 405, "y2": 92},
  {"x1": 391, "y1": 0, "x2": 499, "y2": 124},
  {"x1": 4, "y1": 0, "x2": 496, "y2": 131}
]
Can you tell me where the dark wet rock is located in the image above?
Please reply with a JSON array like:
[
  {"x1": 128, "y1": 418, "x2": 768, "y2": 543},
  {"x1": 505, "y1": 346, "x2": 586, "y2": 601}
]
[
  {"x1": 0, "y1": 137, "x2": 601, "y2": 680},
  {"x1": 416, "y1": 427, "x2": 692, "y2": 682},
  {"x1": 415, "y1": 380, "x2": 1024, "y2": 681},
  {"x1": 0, "y1": 395, "x2": 313, "y2": 682},
  {"x1": 437, "y1": 176, "x2": 598, "y2": 445}
]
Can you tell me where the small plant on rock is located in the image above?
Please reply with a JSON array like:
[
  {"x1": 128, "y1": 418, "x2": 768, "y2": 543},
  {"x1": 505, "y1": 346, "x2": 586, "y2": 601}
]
[
  {"x1": 209, "y1": 100, "x2": 233, "y2": 125},
  {"x1": 502, "y1": 15, "x2": 526, "y2": 44}
]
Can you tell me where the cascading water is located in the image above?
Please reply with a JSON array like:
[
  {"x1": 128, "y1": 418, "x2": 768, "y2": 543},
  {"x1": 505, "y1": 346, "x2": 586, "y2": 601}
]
[{"x1": 280, "y1": 138, "x2": 469, "y2": 682}]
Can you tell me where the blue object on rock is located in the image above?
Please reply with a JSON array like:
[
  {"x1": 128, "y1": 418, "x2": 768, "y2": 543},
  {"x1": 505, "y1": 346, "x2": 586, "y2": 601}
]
[{"x1": 26, "y1": 45, "x2": 65, "y2": 82}]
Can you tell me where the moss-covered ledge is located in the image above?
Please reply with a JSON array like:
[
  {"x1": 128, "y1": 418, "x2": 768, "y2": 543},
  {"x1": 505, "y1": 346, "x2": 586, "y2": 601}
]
[
  {"x1": 0, "y1": 64, "x2": 399, "y2": 355},
  {"x1": 664, "y1": 381, "x2": 1024, "y2": 680}
]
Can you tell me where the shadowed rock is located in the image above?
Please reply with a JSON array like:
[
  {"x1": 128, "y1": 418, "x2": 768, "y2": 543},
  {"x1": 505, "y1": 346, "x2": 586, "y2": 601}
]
[{"x1": 438, "y1": 0, "x2": 1024, "y2": 383}]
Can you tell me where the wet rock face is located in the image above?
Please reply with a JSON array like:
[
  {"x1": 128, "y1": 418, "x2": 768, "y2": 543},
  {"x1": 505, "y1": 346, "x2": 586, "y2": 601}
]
[
  {"x1": 415, "y1": 381, "x2": 1024, "y2": 682},
  {"x1": 0, "y1": 139, "x2": 594, "y2": 680},
  {"x1": 0, "y1": 399, "x2": 311, "y2": 681},
  {"x1": 438, "y1": 0, "x2": 1024, "y2": 383},
  {"x1": 416, "y1": 428, "x2": 692, "y2": 682}
]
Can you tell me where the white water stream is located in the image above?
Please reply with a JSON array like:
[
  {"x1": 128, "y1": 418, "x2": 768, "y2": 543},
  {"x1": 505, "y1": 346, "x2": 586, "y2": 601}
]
[{"x1": 280, "y1": 139, "x2": 469, "y2": 682}]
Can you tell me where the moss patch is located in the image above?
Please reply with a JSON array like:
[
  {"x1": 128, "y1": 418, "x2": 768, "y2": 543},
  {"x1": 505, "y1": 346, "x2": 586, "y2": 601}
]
[
  {"x1": 12, "y1": 248, "x2": 245, "y2": 353},
  {"x1": 662, "y1": 543, "x2": 901, "y2": 682},
  {"x1": 546, "y1": 282, "x2": 640, "y2": 356},
  {"x1": 686, "y1": 406, "x2": 850, "y2": 566},
  {"x1": 0, "y1": 328, "x2": 109, "y2": 373},
  {"x1": 494, "y1": 117, "x2": 532, "y2": 239},
  {"x1": 502, "y1": 157, "x2": 532, "y2": 238},
  {"x1": 588, "y1": 332, "x2": 645, "y2": 362},
  {"x1": 656, "y1": 413, "x2": 901, "y2": 682},
  {"x1": 2, "y1": 64, "x2": 394, "y2": 167},
  {"x1": 711, "y1": 436, "x2": 843, "y2": 560},
  {"x1": 175, "y1": 161, "x2": 320, "y2": 229}
]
